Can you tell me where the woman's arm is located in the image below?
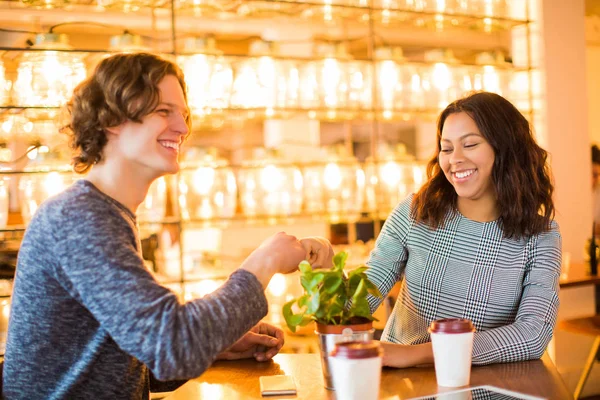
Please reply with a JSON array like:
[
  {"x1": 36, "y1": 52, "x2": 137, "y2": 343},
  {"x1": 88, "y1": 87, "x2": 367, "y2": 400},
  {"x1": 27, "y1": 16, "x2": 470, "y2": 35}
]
[
  {"x1": 366, "y1": 197, "x2": 414, "y2": 312},
  {"x1": 471, "y1": 223, "x2": 562, "y2": 365},
  {"x1": 379, "y1": 222, "x2": 561, "y2": 369}
]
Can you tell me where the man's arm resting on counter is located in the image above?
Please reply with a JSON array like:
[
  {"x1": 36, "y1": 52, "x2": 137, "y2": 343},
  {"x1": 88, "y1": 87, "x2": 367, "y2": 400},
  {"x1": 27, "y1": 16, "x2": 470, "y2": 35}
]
[{"x1": 149, "y1": 372, "x2": 188, "y2": 393}]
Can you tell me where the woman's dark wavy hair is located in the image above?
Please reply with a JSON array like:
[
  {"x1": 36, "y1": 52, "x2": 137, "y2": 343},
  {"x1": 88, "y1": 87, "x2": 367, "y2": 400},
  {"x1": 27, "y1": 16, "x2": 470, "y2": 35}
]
[
  {"x1": 61, "y1": 52, "x2": 189, "y2": 174},
  {"x1": 411, "y1": 91, "x2": 554, "y2": 239}
]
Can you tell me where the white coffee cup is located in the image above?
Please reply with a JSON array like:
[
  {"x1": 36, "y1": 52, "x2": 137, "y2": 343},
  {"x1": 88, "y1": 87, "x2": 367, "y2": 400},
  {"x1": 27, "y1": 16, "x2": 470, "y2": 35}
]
[
  {"x1": 329, "y1": 341, "x2": 382, "y2": 400},
  {"x1": 428, "y1": 318, "x2": 475, "y2": 387}
]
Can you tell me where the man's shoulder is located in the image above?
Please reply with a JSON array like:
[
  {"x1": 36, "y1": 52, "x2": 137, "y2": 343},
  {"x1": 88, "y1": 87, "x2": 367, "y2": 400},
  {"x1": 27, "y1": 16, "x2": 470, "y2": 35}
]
[{"x1": 31, "y1": 180, "x2": 130, "y2": 236}]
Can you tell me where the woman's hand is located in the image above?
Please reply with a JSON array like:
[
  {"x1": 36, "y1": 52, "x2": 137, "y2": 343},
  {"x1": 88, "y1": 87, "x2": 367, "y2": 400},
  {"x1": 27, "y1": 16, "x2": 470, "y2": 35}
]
[
  {"x1": 216, "y1": 322, "x2": 285, "y2": 362},
  {"x1": 379, "y1": 341, "x2": 434, "y2": 368},
  {"x1": 300, "y1": 236, "x2": 334, "y2": 269}
]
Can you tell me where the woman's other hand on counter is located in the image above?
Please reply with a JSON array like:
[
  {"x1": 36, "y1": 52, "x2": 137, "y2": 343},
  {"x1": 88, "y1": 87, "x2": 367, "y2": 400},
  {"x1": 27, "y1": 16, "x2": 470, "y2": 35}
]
[
  {"x1": 216, "y1": 322, "x2": 284, "y2": 362},
  {"x1": 380, "y1": 341, "x2": 434, "y2": 368}
]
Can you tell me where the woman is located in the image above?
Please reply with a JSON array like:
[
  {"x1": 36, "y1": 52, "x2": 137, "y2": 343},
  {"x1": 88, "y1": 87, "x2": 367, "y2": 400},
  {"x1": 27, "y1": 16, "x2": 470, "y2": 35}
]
[
  {"x1": 366, "y1": 92, "x2": 561, "y2": 367},
  {"x1": 3, "y1": 52, "x2": 333, "y2": 399}
]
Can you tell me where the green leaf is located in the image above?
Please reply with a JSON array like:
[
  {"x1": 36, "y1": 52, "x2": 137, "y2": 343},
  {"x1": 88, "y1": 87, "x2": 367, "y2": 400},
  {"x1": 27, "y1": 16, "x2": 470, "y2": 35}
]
[
  {"x1": 333, "y1": 251, "x2": 348, "y2": 269},
  {"x1": 299, "y1": 260, "x2": 312, "y2": 274},
  {"x1": 323, "y1": 275, "x2": 343, "y2": 294},
  {"x1": 347, "y1": 274, "x2": 362, "y2": 297},
  {"x1": 308, "y1": 273, "x2": 324, "y2": 291},
  {"x1": 306, "y1": 290, "x2": 320, "y2": 314},
  {"x1": 348, "y1": 266, "x2": 368, "y2": 278},
  {"x1": 326, "y1": 296, "x2": 345, "y2": 324},
  {"x1": 283, "y1": 300, "x2": 304, "y2": 333},
  {"x1": 297, "y1": 294, "x2": 310, "y2": 308},
  {"x1": 280, "y1": 250, "x2": 383, "y2": 327},
  {"x1": 365, "y1": 280, "x2": 382, "y2": 298},
  {"x1": 300, "y1": 273, "x2": 313, "y2": 292},
  {"x1": 351, "y1": 279, "x2": 367, "y2": 304},
  {"x1": 350, "y1": 298, "x2": 371, "y2": 318}
]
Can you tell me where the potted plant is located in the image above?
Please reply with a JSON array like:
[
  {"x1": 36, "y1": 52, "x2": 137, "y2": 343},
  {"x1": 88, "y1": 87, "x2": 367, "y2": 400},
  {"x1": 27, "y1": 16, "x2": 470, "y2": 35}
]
[{"x1": 282, "y1": 251, "x2": 382, "y2": 389}]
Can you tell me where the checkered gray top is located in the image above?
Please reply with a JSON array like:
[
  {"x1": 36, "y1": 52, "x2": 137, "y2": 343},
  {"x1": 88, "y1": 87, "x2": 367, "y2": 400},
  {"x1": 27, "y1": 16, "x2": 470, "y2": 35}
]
[{"x1": 366, "y1": 195, "x2": 562, "y2": 365}]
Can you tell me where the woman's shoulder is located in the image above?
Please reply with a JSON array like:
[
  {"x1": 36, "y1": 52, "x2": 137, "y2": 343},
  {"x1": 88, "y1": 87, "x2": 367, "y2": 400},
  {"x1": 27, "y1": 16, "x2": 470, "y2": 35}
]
[
  {"x1": 518, "y1": 219, "x2": 561, "y2": 253},
  {"x1": 386, "y1": 194, "x2": 416, "y2": 223},
  {"x1": 537, "y1": 219, "x2": 561, "y2": 242}
]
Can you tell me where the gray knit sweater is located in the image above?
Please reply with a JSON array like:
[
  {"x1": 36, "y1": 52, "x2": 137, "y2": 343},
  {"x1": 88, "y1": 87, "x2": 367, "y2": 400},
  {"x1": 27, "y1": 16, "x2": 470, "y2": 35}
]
[{"x1": 3, "y1": 179, "x2": 268, "y2": 399}]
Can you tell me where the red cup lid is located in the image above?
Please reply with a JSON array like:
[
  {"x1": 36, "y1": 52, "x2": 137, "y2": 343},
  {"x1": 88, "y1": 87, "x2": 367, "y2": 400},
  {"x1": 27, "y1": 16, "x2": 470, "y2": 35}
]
[
  {"x1": 330, "y1": 341, "x2": 382, "y2": 359},
  {"x1": 428, "y1": 318, "x2": 475, "y2": 334}
]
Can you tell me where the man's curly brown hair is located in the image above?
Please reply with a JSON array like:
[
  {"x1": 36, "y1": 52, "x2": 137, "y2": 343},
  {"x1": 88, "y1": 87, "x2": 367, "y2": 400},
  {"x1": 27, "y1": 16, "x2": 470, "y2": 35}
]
[
  {"x1": 412, "y1": 92, "x2": 555, "y2": 239},
  {"x1": 61, "y1": 52, "x2": 189, "y2": 174}
]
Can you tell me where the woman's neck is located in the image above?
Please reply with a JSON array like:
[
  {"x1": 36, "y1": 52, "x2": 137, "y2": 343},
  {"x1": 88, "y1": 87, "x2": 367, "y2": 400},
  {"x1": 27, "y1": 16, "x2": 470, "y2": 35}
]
[
  {"x1": 457, "y1": 195, "x2": 499, "y2": 223},
  {"x1": 85, "y1": 160, "x2": 154, "y2": 214}
]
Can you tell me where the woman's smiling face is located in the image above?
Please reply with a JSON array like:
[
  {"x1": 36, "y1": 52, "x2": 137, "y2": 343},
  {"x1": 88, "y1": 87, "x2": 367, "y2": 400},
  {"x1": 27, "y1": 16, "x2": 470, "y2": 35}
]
[{"x1": 438, "y1": 111, "x2": 496, "y2": 204}]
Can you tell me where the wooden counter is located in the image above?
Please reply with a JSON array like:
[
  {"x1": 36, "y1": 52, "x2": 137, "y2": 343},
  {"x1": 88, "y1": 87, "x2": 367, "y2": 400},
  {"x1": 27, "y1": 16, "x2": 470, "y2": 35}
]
[
  {"x1": 162, "y1": 353, "x2": 571, "y2": 400},
  {"x1": 559, "y1": 273, "x2": 600, "y2": 289}
]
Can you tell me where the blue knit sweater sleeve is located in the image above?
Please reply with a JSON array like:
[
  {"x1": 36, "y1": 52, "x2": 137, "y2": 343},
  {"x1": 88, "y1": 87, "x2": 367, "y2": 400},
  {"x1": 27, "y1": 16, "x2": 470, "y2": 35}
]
[{"x1": 3, "y1": 180, "x2": 268, "y2": 399}]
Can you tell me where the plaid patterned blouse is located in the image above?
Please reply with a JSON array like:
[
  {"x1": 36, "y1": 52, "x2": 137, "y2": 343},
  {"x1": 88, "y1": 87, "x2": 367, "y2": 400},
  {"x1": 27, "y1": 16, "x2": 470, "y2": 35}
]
[{"x1": 366, "y1": 195, "x2": 562, "y2": 365}]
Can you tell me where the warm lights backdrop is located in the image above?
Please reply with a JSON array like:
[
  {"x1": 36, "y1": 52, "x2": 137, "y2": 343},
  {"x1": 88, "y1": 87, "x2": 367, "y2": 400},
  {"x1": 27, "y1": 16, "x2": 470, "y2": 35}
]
[{"x1": 0, "y1": 0, "x2": 537, "y2": 301}]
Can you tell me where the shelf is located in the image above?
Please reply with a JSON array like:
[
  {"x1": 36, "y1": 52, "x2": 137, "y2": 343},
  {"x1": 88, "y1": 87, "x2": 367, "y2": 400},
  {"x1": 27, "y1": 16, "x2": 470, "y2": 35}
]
[
  {"x1": 1, "y1": 0, "x2": 531, "y2": 28},
  {"x1": 0, "y1": 227, "x2": 25, "y2": 241},
  {"x1": 0, "y1": 105, "x2": 534, "y2": 127},
  {"x1": 0, "y1": 212, "x2": 382, "y2": 232}
]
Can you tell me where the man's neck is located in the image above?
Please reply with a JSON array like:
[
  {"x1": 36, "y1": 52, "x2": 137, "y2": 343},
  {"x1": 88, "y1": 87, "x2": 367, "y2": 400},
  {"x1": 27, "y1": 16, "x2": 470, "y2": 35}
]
[{"x1": 86, "y1": 160, "x2": 154, "y2": 214}]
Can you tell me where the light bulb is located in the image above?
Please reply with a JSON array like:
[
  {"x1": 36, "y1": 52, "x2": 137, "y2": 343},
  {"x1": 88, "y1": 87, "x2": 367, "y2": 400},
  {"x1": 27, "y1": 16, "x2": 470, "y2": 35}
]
[
  {"x1": 432, "y1": 63, "x2": 451, "y2": 91},
  {"x1": 381, "y1": 161, "x2": 402, "y2": 188},
  {"x1": 323, "y1": 163, "x2": 342, "y2": 190},
  {"x1": 193, "y1": 167, "x2": 216, "y2": 195},
  {"x1": 267, "y1": 273, "x2": 287, "y2": 297},
  {"x1": 260, "y1": 164, "x2": 284, "y2": 193},
  {"x1": 322, "y1": 58, "x2": 343, "y2": 108},
  {"x1": 43, "y1": 172, "x2": 66, "y2": 197}
]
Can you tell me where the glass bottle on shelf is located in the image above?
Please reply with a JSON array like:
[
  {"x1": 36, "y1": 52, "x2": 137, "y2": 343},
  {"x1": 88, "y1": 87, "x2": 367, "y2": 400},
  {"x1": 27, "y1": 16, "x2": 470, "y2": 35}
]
[
  {"x1": 0, "y1": 59, "x2": 10, "y2": 106},
  {"x1": 177, "y1": 37, "x2": 233, "y2": 125},
  {"x1": 0, "y1": 171, "x2": 9, "y2": 229},
  {"x1": 421, "y1": 49, "x2": 471, "y2": 111},
  {"x1": 365, "y1": 143, "x2": 427, "y2": 220},
  {"x1": 12, "y1": 33, "x2": 87, "y2": 108},
  {"x1": 471, "y1": 51, "x2": 511, "y2": 97},
  {"x1": 302, "y1": 145, "x2": 365, "y2": 224},
  {"x1": 237, "y1": 147, "x2": 303, "y2": 222},
  {"x1": 137, "y1": 177, "x2": 167, "y2": 223},
  {"x1": 176, "y1": 147, "x2": 237, "y2": 223},
  {"x1": 300, "y1": 42, "x2": 370, "y2": 119},
  {"x1": 230, "y1": 40, "x2": 299, "y2": 117},
  {"x1": 96, "y1": 0, "x2": 155, "y2": 13},
  {"x1": 374, "y1": 47, "x2": 424, "y2": 118},
  {"x1": 18, "y1": 154, "x2": 79, "y2": 226}
]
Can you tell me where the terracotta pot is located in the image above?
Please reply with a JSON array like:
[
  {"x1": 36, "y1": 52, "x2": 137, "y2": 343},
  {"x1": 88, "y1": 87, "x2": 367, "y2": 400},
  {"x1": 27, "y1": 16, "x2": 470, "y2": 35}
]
[{"x1": 316, "y1": 318, "x2": 373, "y2": 335}]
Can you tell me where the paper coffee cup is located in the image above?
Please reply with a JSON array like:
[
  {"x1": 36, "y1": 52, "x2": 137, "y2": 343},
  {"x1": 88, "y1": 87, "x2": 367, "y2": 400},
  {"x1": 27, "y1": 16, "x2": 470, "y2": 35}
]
[
  {"x1": 428, "y1": 318, "x2": 475, "y2": 387},
  {"x1": 329, "y1": 341, "x2": 383, "y2": 400}
]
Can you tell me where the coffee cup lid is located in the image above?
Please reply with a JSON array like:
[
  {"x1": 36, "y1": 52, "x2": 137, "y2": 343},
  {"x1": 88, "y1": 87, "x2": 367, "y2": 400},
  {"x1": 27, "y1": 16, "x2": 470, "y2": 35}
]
[
  {"x1": 428, "y1": 318, "x2": 475, "y2": 334},
  {"x1": 330, "y1": 341, "x2": 382, "y2": 359}
]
